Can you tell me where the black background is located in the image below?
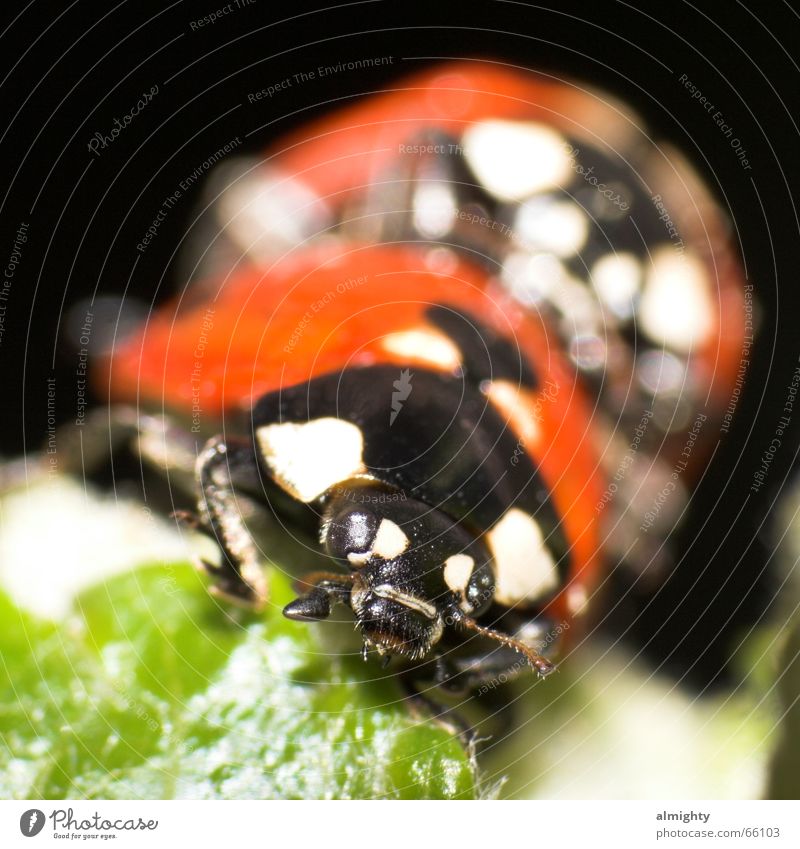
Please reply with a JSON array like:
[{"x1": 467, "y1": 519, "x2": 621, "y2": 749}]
[{"x1": 1, "y1": 0, "x2": 799, "y2": 686}]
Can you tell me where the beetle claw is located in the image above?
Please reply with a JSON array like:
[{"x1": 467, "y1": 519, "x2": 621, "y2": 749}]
[{"x1": 283, "y1": 589, "x2": 332, "y2": 621}]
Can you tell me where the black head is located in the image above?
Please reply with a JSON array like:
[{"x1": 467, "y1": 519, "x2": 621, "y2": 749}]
[
  {"x1": 350, "y1": 570, "x2": 444, "y2": 661},
  {"x1": 283, "y1": 478, "x2": 495, "y2": 662}
]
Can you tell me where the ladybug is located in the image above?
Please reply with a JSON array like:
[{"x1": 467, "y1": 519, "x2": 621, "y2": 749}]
[{"x1": 101, "y1": 63, "x2": 748, "y2": 701}]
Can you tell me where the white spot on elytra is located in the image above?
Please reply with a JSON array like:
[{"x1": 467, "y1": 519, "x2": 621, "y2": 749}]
[
  {"x1": 567, "y1": 584, "x2": 589, "y2": 616},
  {"x1": 487, "y1": 508, "x2": 560, "y2": 605},
  {"x1": 413, "y1": 182, "x2": 457, "y2": 238},
  {"x1": 444, "y1": 553, "x2": 475, "y2": 594},
  {"x1": 215, "y1": 163, "x2": 330, "y2": 259},
  {"x1": 382, "y1": 329, "x2": 461, "y2": 370},
  {"x1": 591, "y1": 252, "x2": 642, "y2": 318},
  {"x1": 257, "y1": 418, "x2": 365, "y2": 503},
  {"x1": 484, "y1": 380, "x2": 541, "y2": 446},
  {"x1": 463, "y1": 120, "x2": 571, "y2": 201},
  {"x1": 516, "y1": 197, "x2": 589, "y2": 257},
  {"x1": 640, "y1": 249, "x2": 713, "y2": 352},
  {"x1": 503, "y1": 250, "x2": 564, "y2": 305}
]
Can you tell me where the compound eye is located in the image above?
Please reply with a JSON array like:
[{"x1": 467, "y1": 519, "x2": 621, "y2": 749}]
[
  {"x1": 465, "y1": 561, "x2": 495, "y2": 614},
  {"x1": 323, "y1": 507, "x2": 378, "y2": 563},
  {"x1": 444, "y1": 554, "x2": 495, "y2": 614}
]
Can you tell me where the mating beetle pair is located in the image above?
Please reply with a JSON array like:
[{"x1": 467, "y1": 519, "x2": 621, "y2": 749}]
[{"x1": 100, "y1": 63, "x2": 748, "y2": 703}]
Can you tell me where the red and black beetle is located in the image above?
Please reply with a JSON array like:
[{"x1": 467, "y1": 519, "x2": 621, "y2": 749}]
[{"x1": 100, "y1": 63, "x2": 748, "y2": 697}]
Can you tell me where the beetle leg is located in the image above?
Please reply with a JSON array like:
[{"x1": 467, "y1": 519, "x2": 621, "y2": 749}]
[
  {"x1": 433, "y1": 649, "x2": 518, "y2": 694},
  {"x1": 283, "y1": 571, "x2": 353, "y2": 621},
  {"x1": 187, "y1": 434, "x2": 269, "y2": 609},
  {"x1": 45, "y1": 409, "x2": 269, "y2": 608},
  {"x1": 428, "y1": 652, "x2": 521, "y2": 743},
  {"x1": 11, "y1": 405, "x2": 200, "y2": 489}
]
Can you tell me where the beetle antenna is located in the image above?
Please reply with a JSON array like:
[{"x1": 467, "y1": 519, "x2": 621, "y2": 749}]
[
  {"x1": 455, "y1": 613, "x2": 555, "y2": 677},
  {"x1": 294, "y1": 571, "x2": 354, "y2": 595}
]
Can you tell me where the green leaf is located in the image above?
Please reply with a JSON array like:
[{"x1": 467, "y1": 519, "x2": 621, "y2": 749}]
[
  {"x1": 767, "y1": 617, "x2": 800, "y2": 799},
  {"x1": 0, "y1": 565, "x2": 475, "y2": 799}
]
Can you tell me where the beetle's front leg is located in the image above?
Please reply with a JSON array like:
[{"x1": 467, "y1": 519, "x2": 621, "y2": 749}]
[
  {"x1": 178, "y1": 434, "x2": 269, "y2": 608},
  {"x1": 3, "y1": 405, "x2": 201, "y2": 491},
  {"x1": 283, "y1": 571, "x2": 354, "y2": 621}
]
